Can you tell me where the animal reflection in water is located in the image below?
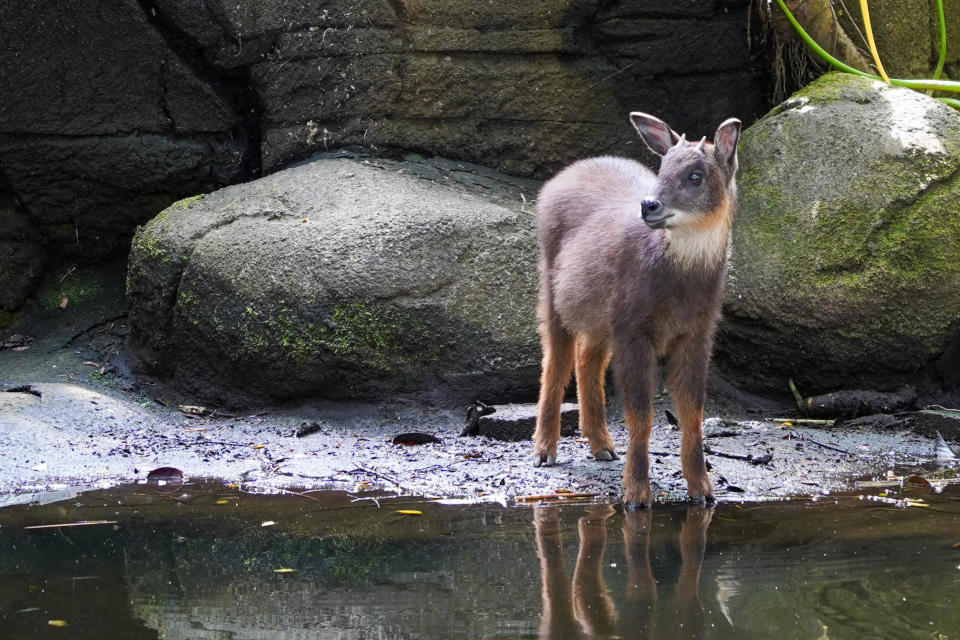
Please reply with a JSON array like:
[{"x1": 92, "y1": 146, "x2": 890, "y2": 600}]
[{"x1": 533, "y1": 505, "x2": 731, "y2": 640}]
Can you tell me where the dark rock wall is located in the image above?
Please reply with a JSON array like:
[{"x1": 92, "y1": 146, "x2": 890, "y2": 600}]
[{"x1": 0, "y1": 0, "x2": 768, "y2": 311}]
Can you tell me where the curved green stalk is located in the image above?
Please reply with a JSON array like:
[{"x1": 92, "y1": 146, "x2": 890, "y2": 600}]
[
  {"x1": 774, "y1": 0, "x2": 960, "y2": 105},
  {"x1": 773, "y1": 0, "x2": 872, "y2": 77},
  {"x1": 933, "y1": 0, "x2": 947, "y2": 81},
  {"x1": 939, "y1": 97, "x2": 960, "y2": 109}
]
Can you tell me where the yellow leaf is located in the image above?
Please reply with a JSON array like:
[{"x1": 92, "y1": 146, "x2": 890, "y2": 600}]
[
  {"x1": 395, "y1": 510, "x2": 423, "y2": 516},
  {"x1": 273, "y1": 568, "x2": 296, "y2": 573},
  {"x1": 48, "y1": 620, "x2": 68, "y2": 627},
  {"x1": 253, "y1": 444, "x2": 265, "y2": 449},
  {"x1": 216, "y1": 499, "x2": 232, "y2": 505}
]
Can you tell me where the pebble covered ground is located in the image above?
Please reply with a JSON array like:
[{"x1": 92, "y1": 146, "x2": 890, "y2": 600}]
[{"x1": 0, "y1": 379, "x2": 945, "y2": 508}]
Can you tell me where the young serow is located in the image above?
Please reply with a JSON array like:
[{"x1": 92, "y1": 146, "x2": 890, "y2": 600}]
[{"x1": 532, "y1": 112, "x2": 742, "y2": 509}]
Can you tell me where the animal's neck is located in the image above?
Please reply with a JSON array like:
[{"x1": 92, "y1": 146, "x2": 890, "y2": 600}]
[{"x1": 664, "y1": 204, "x2": 733, "y2": 272}]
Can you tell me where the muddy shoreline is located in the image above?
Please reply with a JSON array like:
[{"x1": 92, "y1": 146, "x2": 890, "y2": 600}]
[{"x1": 0, "y1": 262, "x2": 954, "y2": 506}]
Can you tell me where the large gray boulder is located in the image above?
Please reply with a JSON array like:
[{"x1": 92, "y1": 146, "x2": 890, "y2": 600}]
[
  {"x1": 127, "y1": 155, "x2": 541, "y2": 403},
  {"x1": 716, "y1": 73, "x2": 960, "y2": 396}
]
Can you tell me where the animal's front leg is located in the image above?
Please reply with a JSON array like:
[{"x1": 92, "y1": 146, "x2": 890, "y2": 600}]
[
  {"x1": 612, "y1": 336, "x2": 656, "y2": 509},
  {"x1": 666, "y1": 334, "x2": 714, "y2": 502}
]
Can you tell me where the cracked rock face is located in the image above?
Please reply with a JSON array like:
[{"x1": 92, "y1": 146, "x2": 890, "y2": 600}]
[
  {"x1": 0, "y1": 0, "x2": 765, "y2": 312},
  {"x1": 126, "y1": 155, "x2": 542, "y2": 404},
  {"x1": 716, "y1": 73, "x2": 960, "y2": 397},
  {"x1": 0, "y1": 0, "x2": 252, "y2": 284}
]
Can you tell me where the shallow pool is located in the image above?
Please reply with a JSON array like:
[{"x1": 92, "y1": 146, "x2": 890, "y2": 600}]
[{"x1": 1, "y1": 480, "x2": 958, "y2": 639}]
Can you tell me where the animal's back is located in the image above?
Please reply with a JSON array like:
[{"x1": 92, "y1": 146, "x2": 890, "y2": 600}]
[
  {"x1": 536, "y1": 156, "x2": 657, "y2": 337},
  {"x1": 537, "y1": 156, "x2": 654, "y2": 264}
]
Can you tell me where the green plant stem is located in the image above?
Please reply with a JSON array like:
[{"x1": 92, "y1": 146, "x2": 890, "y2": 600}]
[
  {"x1": 774, "y1": 0, "x2": 960, "y2": 101},
  {"x1": 933, "y1": 0, "x2": 947, "y2": 82},
  {"x1": 774, "y1": 0, "x2": 869, "y2": 76}
]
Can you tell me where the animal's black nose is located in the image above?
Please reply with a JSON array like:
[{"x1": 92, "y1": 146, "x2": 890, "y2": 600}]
[{"x1": 640, "y1": 198, "x2": 663, "y2": 220}]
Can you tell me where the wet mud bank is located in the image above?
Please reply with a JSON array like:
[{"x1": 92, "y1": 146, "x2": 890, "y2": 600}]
[{"x1": 1, "y1": 262, "x2": 957, "y2": 506}]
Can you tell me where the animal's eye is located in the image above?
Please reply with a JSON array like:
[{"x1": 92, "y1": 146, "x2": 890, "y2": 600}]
[{"x1": 688, "y1": 171, "x2": 703, "y2": 186}]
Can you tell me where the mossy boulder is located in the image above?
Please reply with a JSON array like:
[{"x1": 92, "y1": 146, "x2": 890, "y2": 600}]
[
  {"x1": 717, "y1": 73, "x2": 960, "y2": 396},
  {"x1": 126, "y1": 155, "x2": 541, "y2": 404}
]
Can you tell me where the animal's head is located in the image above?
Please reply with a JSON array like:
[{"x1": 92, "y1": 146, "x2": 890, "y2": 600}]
[{"x1": 629, "y1": 112, "x2": 741, "y2": 231}]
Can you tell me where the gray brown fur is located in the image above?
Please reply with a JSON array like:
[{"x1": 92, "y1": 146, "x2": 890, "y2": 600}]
[{"x1": 532, "y1": 112, "x2": 742, "y2": 509}]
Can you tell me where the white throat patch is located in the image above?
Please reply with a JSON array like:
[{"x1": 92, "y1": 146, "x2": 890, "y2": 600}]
[{"x1": 665, "y1": 219, "x2": 731, "y2": 270}]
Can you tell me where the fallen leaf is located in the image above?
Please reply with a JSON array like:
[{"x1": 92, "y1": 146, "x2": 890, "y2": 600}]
[
  {"x1": 261, "y1": 521, "x2": 276, "y2": 527},
  {"x1": 216, "y1": 498, "x2": 232, "y2": 505},
  {"x1": 59, "y1": 297, "x2": 68, "y2": 309},
  {"x1": 395, "y1": 510, "x2": 423, "y2": 516},
  {"x1": 146, "y1": 467, "x2": 184, "y2": 491},
  {"x1": 905, "y1": 475, "x2": 932, "y2": 487},
  {"x1": 391, "y1": 432, "x2": 441, "y2": 445},
  {"x1": 273, "y1": 568, "x2": 296, "y2": 573},
  {"x1": 48, "y1": 619, "x2": 68, "y2": 627},
  {"x1": 81, "y1": 361, "x2": 99, "y2": 367}
]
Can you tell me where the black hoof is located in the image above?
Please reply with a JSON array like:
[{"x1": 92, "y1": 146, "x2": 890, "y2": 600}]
[
  {"x1": 533, "y1": 453, "x2": 557, "y2": 468},
  {"x1": 593, "y1": 449, "x2": 619, "y2": 462}
]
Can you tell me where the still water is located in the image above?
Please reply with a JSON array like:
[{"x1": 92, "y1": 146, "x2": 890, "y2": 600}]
[{"x1": 0, "y1": 481, "x2": 957, "y2": 639}]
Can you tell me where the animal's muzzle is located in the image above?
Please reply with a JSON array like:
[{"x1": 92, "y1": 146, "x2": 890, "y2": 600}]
[{"x1": 641, "y1": 198, "x2": 671, "y2": 229}]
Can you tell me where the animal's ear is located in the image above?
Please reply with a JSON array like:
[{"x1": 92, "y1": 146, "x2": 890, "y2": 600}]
[
  {"x1": 713, "y1": 118, "x2": 742, "y2": 176},
  {"x1": 630, "y1": 112, "x2": 681, "y2": 156}
]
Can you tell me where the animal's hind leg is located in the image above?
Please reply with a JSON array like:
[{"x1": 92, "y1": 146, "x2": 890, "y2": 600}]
[
  {"x1": 575, "y1": 337, "x2": 617, "y2": 462},
  {"x1": 533, "y1": 305, "x2": 576, "y2": 467}
]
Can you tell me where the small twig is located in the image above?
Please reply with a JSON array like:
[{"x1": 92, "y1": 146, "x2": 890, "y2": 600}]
[
  {"x1": 58, "y1": 266, "x2": 76, "y2": 285},
  {"x1": 703, "y1": 444, "x2": 773, "y2": 466},
  {"x1": 649, "y1": 450, "x2": 680, "y2": 457},
  {"x1": 790, "y1": 431, "x2": 852, "y2": 456},
  {"x1": 271, "y1": 487, "x2": 320, "y2": 501},
  {"x1": 348, "y1": 494, "x2": 382, "y2": 508},
  {"x1": 516, "y1": 492, "x2": 598, "y2": 503},
  {"x1": 788, "y1": 378, "x2": 805, "y2": 413},
  {"x1": 585, "y1": 59, "x2": 641, "y2": 91},
  {"x1": 181, "y1": 439, "x2": 250, "y2": 447},
  {"x1": 64, "y1": 313, "x2": 129, "y2": 346},
  {"x1": 772, "y1": 417, "x2": 837, "y2": 427},
  {"x1": 351, "y1": 464, "x2": 407, "y2": 491}
]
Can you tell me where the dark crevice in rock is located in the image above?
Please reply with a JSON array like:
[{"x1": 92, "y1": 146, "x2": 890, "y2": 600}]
[{"x1": 136, "y1": 0, "x2": 260, "y2": 181}]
